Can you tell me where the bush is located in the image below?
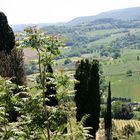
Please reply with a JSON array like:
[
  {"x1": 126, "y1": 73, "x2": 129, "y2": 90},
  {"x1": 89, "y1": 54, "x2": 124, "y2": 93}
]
[
  {"x1": 123, "y1": 124, "x2": 135, "y2": 138},
  {"x1": 10, "y1": 48, "x2": 26, "y2": 85},
  {"x1": 126, "y1": 70, "x2": 132, "y2": 77},
  {"x1": 0, "y1": 48, "x2": 26, "y2": 85},
  {"x1": 25, "y1": 67, "x2": 34, "y2": 75},
  {"x1": 64, "y1": 58, "x2": 72, "y2": 65},
  {"x1": 112, "y1": 101, "x2": 134, "y2": 119},
  {"x1": 133, "y1": 111, "x2": 140, "y2": 120},
  {"x1": 112, "y1": 52, "x2": 121, "y2": 59}
]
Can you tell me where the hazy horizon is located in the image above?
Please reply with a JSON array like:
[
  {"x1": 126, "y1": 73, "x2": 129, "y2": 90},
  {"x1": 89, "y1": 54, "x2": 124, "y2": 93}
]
[{"x1": 1, "y1": 0, "x2": 140, "y2": 25}]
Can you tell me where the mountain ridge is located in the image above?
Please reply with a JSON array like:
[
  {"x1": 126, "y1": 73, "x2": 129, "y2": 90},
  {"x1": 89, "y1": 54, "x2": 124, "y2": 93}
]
[
  {"x1": 67, "y1": 7, "x2": 140, "y2": 25},
  {"x1": 12, "y1": 6, "x2": 140, "y2": 32}
]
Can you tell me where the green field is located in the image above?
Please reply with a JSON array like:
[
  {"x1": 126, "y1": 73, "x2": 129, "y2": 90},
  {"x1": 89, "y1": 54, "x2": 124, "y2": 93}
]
[
  {"x1": 103, "y1": 49, "x2": 140, "y2": 101},
  {"x1": 113, "y1": 119, "x2": 140, "y2": 131},
  {"x1": 55, "y1": 48, "x2": 140, "y2": 101}
]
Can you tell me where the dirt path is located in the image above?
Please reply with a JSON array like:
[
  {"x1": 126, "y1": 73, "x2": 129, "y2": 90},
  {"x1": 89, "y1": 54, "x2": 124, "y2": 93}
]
[{"x1": 96, "y1": 130, "x2": 105, "y2": 140}]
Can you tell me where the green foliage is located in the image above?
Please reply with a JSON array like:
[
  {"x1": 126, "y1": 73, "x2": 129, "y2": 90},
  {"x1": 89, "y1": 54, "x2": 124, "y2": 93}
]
[
  {"x1": 137, "y1": 56, "x2": 139, "y2": 61},
  {"x1": 8, "y1": 26, "x2": 92, "y2": 140},
  {"x1": 112, "y1": 52, "x2": 121, "y2": 59},
  {"x1": 42, "y1": 17, "x2": 140, "y2": 60},
  {"x1": 112, "y1": 101, "x2": 134, "y2": 119},
  {"x1": 128, "y1": 131, "x2": 140, "y2": 140},
  {"x1": 55, "y1": 71, "x2": 93, "y2": 140},
  {"x1": 100, "y1": 104, "x2": 106, "y2": 117},
  {"x1": 0, "y1": 73, "x2": 91, "y2": 139},
  {"x1": 133, "y1": 111, "x2": 140, "y2": 120},
  {"x1": 126, "y1": 70, "x2": 133, "y2": 77},
  {"x1": 25, "y1": 61, "x2": 38, "y2": 75},
  {"x1": 0, "y1": 12, "x2": 15, "y2": 54},
  {"x1": 104, "y1": 81, "x2": 112, "y2": 140},
  {"x1": 112, "y1": 101, "x2": 123, "y2": 118},
  {"x1": 19, "y1": 26, "x2": 65, "y2": 140},
  {"x1": 0, "y1": 77, "x2": 32, "y2": 139},
  {"x1": 10, "y1": 48, "x2": 26, "y2": 85},
  {"x1": 123, "y1": 124, "x2": 135, "y2": 138},
  {"x1": 0, "y1": 51, "x2": 11, "y2": 77},
  {"x1": 25, "y1": 64, "x2": 34, "y2": 75},
  {"x1": 74, "y1": 59, "x2": 100, "y2": 138},
  {"x1": 64, "y1": 58, "x2": 72, "y2": 65},
  {"x1": 49, "y1": 107, "x2": 67, "y2": 132},
  {"x1": 0, "y1": 48, "x2": 26, "y2": 85}
]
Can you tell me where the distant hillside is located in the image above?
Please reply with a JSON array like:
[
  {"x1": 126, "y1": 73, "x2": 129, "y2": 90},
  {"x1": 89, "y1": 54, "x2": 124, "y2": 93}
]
[
  {"x1": 68, "y1": 7, "x2": 140, "y2": 26},
  {"x1": 14, "y1": 6, "x2": 140, "y2": 59},
  {"x1": 11, "y1": 22, "x2": 65, "y2": 32},
  {"x1": 12, "y1": 7, "x2": 140, "y2": 31},
  {"x1": 41, "y1": 16, "x2": 140, "y2": 60}
]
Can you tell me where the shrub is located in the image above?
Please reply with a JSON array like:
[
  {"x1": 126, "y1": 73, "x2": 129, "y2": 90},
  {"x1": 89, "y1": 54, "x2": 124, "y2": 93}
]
[
  {"x1": 123, "y1": 124, "x2": 135, "y2": 138},
  {"x1": 126, "y1": 70, "x2": 132, "y2": 77},
  {"x1": 0, "y1": 48, "x2": 26, "y2": 85},
  {"x1": 64, "y1": 58, "x2": 72, "y2": 65}
]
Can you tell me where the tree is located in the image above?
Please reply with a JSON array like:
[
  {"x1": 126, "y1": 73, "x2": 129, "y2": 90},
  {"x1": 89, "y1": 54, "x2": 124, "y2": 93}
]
[
  {"x1": 119, "y1": 104, "x2": 134, "y2": 119},
  {"x1": 0, "y1": 48, "x2": 25, "y2": 85},
  {"x1": 126, "y1": 70, "x2": 132, "y2": 77},
  {"x1": 112, "y1": 101, "x2": 122, "y2": 119},
  {"x1": 21, "y1": 26, "x2": 63, "y2": 140},
  {"x1": 0, "y1": 12, "x2": 15, "y2": 54},
  {"x1": 104, "y1": 81, "x2": 112, "y2": 140},
  {"x1": 0, "y1": 51, "x2": 11, "y2": 77},
  {"x1": 64, "y1": 58, "x2": 72, "y2": 65},
  {"x1": 112, "y1": 52, "x2": 120, "y2": 59},
  {"x1": 112, "y1": 101, "x2": 134, "y2": 119},
  {"x1": 10, "y1": 48, "x2": 26, "y2": 85},
  {"x1": 74, "y1": 59, "x2": 100, "y2": 139},
  {"x1": 137, "y1": 56, "x2": 139, "y2": 61},
  {"x1": 0, "y1": 12, "x2": 25, "y2": 85},
  {"x1": 123, "y1": 124, "x2": 135, "y2": 138},
  {"x1": 45, "y1": 64, "x2": 58, "y2": 106}
]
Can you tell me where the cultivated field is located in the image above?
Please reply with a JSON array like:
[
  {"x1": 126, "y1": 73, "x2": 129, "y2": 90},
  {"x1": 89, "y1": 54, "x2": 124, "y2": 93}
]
[{"x1": 113, "y1": 119, "x2": 140, "y2": 131}]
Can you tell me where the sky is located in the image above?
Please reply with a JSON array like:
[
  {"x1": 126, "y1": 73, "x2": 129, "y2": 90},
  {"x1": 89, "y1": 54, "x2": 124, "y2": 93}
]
[{"x1": 0, "y1": 0, "x2": 140, "y2": 25}]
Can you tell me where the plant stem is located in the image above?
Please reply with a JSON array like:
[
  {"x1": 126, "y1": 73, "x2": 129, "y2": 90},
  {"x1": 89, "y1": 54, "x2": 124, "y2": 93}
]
[
  {"x1": 36, "y1": 48, "x2": 51, "y2": 140},
  {"x1": 4, "y1": 105, "x2": 7, "y2": 135},
  {"x1": 41, "y1": 128, "x2": 48, "y2": 139},
  {"x1": 67, "y1": 102, "x2": 75, "y2": 140},
  {"x1": 4, "y1": 84, "x2": 8, "y2": 136}
]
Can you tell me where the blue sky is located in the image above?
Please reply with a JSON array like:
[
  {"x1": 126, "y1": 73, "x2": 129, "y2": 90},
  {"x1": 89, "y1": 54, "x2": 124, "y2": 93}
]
[{"x1": 0, "y1": 0, "x2": 140, "y2": 25}]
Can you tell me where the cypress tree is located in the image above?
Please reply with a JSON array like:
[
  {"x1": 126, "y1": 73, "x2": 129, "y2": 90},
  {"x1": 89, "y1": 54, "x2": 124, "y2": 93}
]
[
  {"x1": 0, "y1": 51, "x2": 11, "y2": 77},
  {"x1": 0, "y1": 49, "x2": 26, "y2": 85},
  {"x1": 0, "y1": 12, "x2": 15, "y2": 54},
  {"x1": 0, "y1": 12, "x2": 15, "y2": 77},
  {"x1": 74, "y1": 59, "x2": 100, "y2": 139},
  {"x1": 45, "y1": 64, "x2": 58, "y2": 106},
  {"x1": 104, "y1": 81, "x2": 112, "y2": 140},
  {"x1": 74, "y1": 59, "x2": 91, "y2": 121},
  {"x1": 0, "y1": 12, "x2": 26, "y2": 85}
]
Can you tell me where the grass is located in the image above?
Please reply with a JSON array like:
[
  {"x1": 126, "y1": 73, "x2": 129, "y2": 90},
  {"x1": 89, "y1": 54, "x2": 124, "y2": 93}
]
[
  {"x1": 85, "y1": 29, "x2": 122, "y2": 37},
  {"x1": 103, "y1": 49, "x2": 140, "y2": 101},
  {"x1": 88, "y1": 31, "x2": 127, "y2": 47},
  {"x1": 106, "y1": 74, "x2": 140, "y2": 101}
]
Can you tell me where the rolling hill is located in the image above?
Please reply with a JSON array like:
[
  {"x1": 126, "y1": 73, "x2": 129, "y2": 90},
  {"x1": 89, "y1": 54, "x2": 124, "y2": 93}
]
[
  {"x1": 12, "y1": 7, "x2": 140, "y2": 32},
  {"x1": 67, "y1": 7, "x2": 140, "y2": 26}
]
